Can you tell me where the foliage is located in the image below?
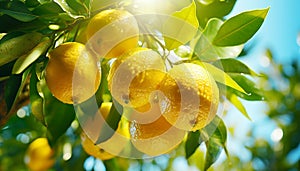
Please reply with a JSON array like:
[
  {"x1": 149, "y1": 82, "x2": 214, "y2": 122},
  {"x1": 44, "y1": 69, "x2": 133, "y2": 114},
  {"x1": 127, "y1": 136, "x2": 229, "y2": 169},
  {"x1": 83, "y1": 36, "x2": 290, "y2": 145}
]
[{"x1": 0, "y1": 0, "x2": 269, "y2": 170}]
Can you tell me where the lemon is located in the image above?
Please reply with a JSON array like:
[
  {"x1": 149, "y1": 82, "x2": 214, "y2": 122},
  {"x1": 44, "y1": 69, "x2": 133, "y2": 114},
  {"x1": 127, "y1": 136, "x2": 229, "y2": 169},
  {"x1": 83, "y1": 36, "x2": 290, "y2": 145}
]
[
  {"x1": 86, "y1": 9, "x2": 139, "y2": 58},
  {"x1": 107, "y1": 48, "x2": 166, "y2": 111},
  {"x1": 24, "y1": 138, "x2": 55, "y2": 171},
  {"x1": 81, "y1": 132, "x2": 115, "y2": 160},
  {"x1": 129, "y1": 103, "x2": 186, "y2": 157},
  {"x1": 81, "y1": 102, "x2": 130, "y2": 159},
  {"x1": 45, "y1": 42, "x2": 101, "y2": 104},
  {"x1": 158, "y1": 63, "x2": 219, "y2": 131}
]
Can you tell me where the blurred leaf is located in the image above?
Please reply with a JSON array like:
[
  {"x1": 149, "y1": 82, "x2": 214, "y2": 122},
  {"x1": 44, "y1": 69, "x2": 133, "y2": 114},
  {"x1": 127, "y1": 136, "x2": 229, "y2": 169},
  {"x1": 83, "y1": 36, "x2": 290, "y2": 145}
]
[
  {"x1": 163, "y1": 1, "x2": 199, "y2": 50},
  {"x1": 228, "y1": 94, "x2": 251, "y2": 120},
  {"x1": 0, "y1": 1, "x2": 38, "y2": 22},
  {"x1": 191, "y1": 18, "x2": 243, "y2": 61},
  {"x1": 0, "y1": 32, "x2": 43, "y2": 67},
  {"x1": 12, "y1": 37, "x2": 51, "y2": 74},
  {"x1": 4, "y1": 68, "x2": 31, "y2": 114},
  {"x1": 185, "y1": 130, "x2": 202, "y2": 159},
  {"x1": 213, "y1": 58, "x2": 259, "y2": 76},
  {"x1": 228, "y1": 73, "x2": 265, "y2": 101},
  {"x1": 39, "y1": 79, "x2": 75, "y2": 145},
  {"x1": 198, "y1": 62, "x2": 247, "y2": 94},
  {"x1": 195, "y1": 0, "x2": 237, "y2": 27},
  {"x1": 213, "y1": 8, "x2": 269, "y2": 46}
]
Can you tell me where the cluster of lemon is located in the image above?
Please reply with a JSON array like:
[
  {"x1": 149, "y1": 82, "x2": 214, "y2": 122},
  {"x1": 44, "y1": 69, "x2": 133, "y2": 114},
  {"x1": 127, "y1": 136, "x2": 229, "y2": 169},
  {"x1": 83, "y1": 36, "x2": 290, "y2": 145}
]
[{"x1": 43, "y1": 8, "x2": 219, "y2": 160}]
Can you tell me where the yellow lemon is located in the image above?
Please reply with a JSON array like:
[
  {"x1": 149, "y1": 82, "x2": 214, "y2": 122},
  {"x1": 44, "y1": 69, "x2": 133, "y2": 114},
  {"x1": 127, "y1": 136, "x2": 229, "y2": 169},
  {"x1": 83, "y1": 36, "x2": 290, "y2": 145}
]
[
  {"x1": 45, "y1": 42, "x2": 101, "y2": 104},
  {"x1": 25, "y1": 138, "x2": 55, "y2": 171},
  {"x1": 86, "y1": 9, "x2": 139, "y2": 58},
  {"x1": 129, "y1": 103, "x2": 186, "y2": 157},
  {"x1": 158, "y1": 63, "x2": 219, "y2": 131},
  {"x1": 107, "y1": 48, "x2": 166, "y2": 111},
  {"x1": 81, "y1": 132, "x2": 115, "y2": 160}
]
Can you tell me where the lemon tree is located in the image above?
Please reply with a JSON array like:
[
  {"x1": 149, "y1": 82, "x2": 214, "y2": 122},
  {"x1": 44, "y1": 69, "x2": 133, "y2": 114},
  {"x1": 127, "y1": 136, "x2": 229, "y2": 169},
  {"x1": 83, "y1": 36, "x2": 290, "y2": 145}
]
[{"x1": 0, "y1": 0, "x2": 269, "y2": 170}]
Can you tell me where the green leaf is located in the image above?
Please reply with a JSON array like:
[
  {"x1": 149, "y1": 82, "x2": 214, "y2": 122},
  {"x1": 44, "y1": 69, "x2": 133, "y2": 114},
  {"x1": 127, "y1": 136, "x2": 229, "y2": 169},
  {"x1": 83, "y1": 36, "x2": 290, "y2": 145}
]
[
  {"x1": 195, "y1": 0, "x2": 237, "y2": 27},
  {"x1": 12, "y1": 37, "x2": 51, "y2": 74},
  {"x1": 54, "y1": 0, "x2": 85, "y2": 18},
  {"x1": 66, "y1": 0, "x2": 88, "y2": 15},
  {"x1": 32, "y1": 1, "x2": 65, "y2": 15},
  {"x1": 0, "y1": 1, "x2": 38, "y2": 22},
  {"x1": 228, "y1": 94, "x2": 251, "y2": 120},
  {"x1": 212, "y1": 58, "x2": 259, "y2": 76},
  {"x1": 190, "y1": 18, "x2": 243, "y2": 61},
  {"x1": 227, "y1": 73, "x2": 265, "y2": 101},
  {"x1": 185, "y1": 131, "x2": 201, "y2": 159},
  {"x1": 0, "y1": 32, "x2": 43, "y2": 67},
  {"x1": 29, "y1": 66, "x2": 45, "y2": 125},
  {"x1": 4, "y1": 68, "x2": 31, "y2": 114},
  {"x1": 163, "y1": 1, "x2": 199, "y2": 50},
  {"x1": 39, "y1": 79, "x2": 75, "y2": 145},
  {"x1": 203, "y1": 116, "x2": 227, "y2": 170},
  {"x1": 204, "y1": 139, "x2": 223, "y2": 171},
  {"x1": 95, "y1": 101, "x2": 123, "y2": 144},
  {"x1": 198, "y1": 62, "x2": 247, "y2": 94},
  {"x1": 213, "y1": 8, "x2": 270, "y2": 46}
]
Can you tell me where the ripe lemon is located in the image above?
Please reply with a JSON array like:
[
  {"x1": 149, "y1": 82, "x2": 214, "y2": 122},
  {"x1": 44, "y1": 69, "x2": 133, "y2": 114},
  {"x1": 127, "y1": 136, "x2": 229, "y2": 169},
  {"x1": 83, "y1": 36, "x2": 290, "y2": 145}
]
[
  {"x1": 81, "y1": 102, "x2": 130, "y2": 159},
  {"x1": 107, "y1": 48, "x2": 166, "y2": 111},
  {"x1": 86, "y1": 9, "x2": 139, "y2": 58},
  {"x1": 129, "y1": 103, "x2": 186, "y2": 157},
  {"x1": 158, "y1": 63, "x2": 219, "y2": 131},
  {"x1": 45, "y1": 42, "x2": 101, "y2": 104},
  {"x1": 24, "y1": 138, "x2": 55, "y2": 171},
  {"x1": 81, "y1": 132, "x2": 115, "y2": 160}
]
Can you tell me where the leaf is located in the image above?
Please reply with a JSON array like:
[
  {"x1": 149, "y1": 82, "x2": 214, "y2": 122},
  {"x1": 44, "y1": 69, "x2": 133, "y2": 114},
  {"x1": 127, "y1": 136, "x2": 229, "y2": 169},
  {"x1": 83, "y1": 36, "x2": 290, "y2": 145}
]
[
  {"x1": 32, "y1": 1, "x2": 65, "y2": 15},
  {"x1": 203, "y1": 116, "x2": 227, "y2": 170},
  {"x1": 0, "y1": 1, "x2": 38, "y2": 22},
  {"x1": 39, "y1": 79, "x2": 75, "y2": 145},
  {"x1": 212, "y1": 58, "x2": 259, "y2": 76},
  {"x1": 213, "y1": 8, "x2": 270, "y2": 46},
  {"x1": 12, "y1": 37, "x2": 51, "y2": 74},
  {"x1": 54, "y1": 0, "x2": 86, "y2": 18},
  {"x1": 198, "y1": 62, "x2": 247, "y2": 94},
  {"x1": 228, "y1": 94, "x2": 251, "y2": 120},
  {"x1": 163, "y1": 1, "x2": 199, "y2": 50},
  {"x1": 29, "y1": 66, "x2": 46, "y2": 125},
  {"x1": 185, "y1": 131, "x2": 201, "y2": 159},
  {"x1": 204, "y1": 139, "x2": 223, "y2": 171},
  {"x1": 4, "y1": 68, "x2": 31, "y2": 114},
  {"x1": 95, "y1": 101, "x2": 123, "y2": 144},
  {"x1": 195, "y1": 0, "x2": 237, "y2": 27},
  {"x1": 66, "y1": 0, "x2": 88, "y2": 15},
  {"x1": 190, "y1": 18, "x2": 243, "y2": 61},
  {"x1": 227, "y1": 73, "x2": 265, "y2": 101},
  {"x1": 0, "y1": 32, "x2": 43, "y2": 67}
]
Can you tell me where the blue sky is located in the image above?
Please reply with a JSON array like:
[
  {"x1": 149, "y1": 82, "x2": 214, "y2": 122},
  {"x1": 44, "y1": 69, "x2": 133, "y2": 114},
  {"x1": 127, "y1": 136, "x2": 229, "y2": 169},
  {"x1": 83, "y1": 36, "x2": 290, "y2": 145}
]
[
  {"x1": 221, "y1": 0, "x2": 300, "y2": 165},
  {"x1": 230, "y1": 0, "x2": 300, "y2": 65}
]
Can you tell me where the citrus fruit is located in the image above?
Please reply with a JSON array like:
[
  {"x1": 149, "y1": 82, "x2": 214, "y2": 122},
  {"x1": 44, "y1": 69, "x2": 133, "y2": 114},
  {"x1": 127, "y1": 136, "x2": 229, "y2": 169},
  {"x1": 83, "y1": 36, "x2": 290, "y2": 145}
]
[
  {"x1": 158, "y1": 63, "x2": 219, "y2": 131},
  {"x1": 45, "y1": 42, "x2": 101, "y2": 104},
  {"x1": 107, "y1": 48, "x2": 166, "y2": 111},
  {"x1": 24, "y1": 138, "x2": 55, "y2": 171},
  {"x1": 81, "y1": 132, "x2": 115, "y2": 160},
  {"x1": 86, "y1": 9, "x2": 139, "y2": 58},
  {"x1": 129, "y1": 103, "x2": 186, "y2": 157},
  {"x1": 81, "y1": 102, "x2": 130, "y2": 158}
]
